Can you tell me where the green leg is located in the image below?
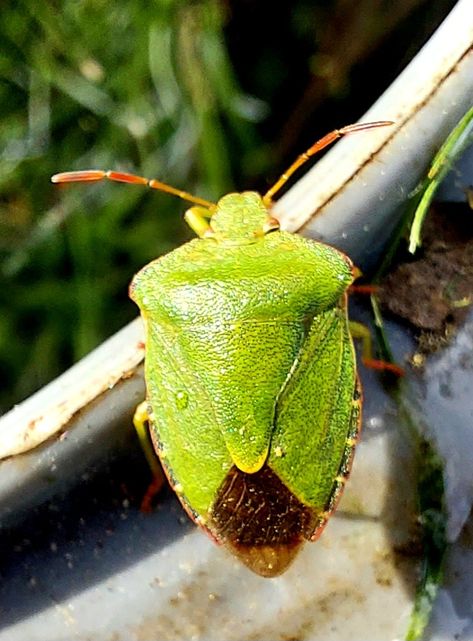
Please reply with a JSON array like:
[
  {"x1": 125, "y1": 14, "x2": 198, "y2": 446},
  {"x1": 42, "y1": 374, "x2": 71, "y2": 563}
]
[
  {"x1": 133, "y1": 401, "x2": 165, "y2": 511},
  {"x1": 184, "y1": 206, "x2": 213, "y2": 238},
  {"x1": 349, "y1": 321, "x2": 404, "y2": 376}
]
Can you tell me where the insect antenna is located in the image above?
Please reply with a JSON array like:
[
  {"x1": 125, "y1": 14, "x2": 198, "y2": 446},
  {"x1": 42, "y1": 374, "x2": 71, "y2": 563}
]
[
  {"x1": 51, "y1": 170, "x2": 216, "y2": 209},
  {"x1": 263, "y1": 120, "x2": 393, "y2": 204}
]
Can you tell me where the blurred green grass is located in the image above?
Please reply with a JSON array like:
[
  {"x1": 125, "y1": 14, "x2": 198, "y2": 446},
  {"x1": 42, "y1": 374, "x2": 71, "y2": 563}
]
[{"x1": 0, "y1": 0, "x2": 455, "y2": 412}]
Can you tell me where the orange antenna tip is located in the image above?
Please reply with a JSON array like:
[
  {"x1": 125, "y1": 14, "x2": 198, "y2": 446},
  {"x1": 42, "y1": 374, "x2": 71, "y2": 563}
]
[{"x1": 51, "y1": 170, "x2": 106, "y2": 184}]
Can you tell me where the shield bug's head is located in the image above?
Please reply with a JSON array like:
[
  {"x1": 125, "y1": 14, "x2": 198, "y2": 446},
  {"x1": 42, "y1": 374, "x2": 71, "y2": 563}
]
[{"x1": 209, "y1": 192, "x2": 279, "y2": 244}]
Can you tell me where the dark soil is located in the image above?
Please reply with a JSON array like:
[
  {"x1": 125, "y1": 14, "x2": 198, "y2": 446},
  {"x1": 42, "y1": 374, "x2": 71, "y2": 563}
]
[{"x1": 379, "y1": 202, "x2": 473, "y2": 354}]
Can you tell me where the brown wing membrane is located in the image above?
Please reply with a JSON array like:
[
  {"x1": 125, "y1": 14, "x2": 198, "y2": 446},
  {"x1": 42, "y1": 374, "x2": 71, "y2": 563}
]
[{"x1": 209, "y1": 465, "x2": 317, "y2": 577}]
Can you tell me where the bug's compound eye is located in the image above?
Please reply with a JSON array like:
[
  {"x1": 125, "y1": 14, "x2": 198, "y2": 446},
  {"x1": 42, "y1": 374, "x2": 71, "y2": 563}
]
[{"x1": 263, "y1": 217, "x2": 280, "y2": 234}]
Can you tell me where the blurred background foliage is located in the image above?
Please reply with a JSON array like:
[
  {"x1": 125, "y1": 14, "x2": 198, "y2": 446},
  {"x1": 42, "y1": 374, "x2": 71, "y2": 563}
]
[{"x1": 0, "y1": 0, "x2": 455, "y2": 412}]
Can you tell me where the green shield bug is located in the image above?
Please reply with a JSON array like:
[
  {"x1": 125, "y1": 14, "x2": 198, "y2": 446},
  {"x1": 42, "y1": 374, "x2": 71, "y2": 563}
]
[{"x1": 52, "y1": 121, "x2": 401, "y2": 577}]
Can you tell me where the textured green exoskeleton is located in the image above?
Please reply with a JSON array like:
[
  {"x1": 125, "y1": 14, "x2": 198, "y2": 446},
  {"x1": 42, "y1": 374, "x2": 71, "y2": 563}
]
[
  {"x1": 130, "y1": 192, "x2": 360, "y2": 576},
  {"x1": 52, "y1": 121, "x2": 395, "y2": 577}
]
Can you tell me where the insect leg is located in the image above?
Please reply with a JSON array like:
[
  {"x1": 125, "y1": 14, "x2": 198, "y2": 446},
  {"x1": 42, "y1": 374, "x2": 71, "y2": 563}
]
[
  {"x1": 184, "y1": 206, "x2": 214, "y2": 238},
  {"x1": 349, "y1": 321, "x2": 404, "y2": 376},
  {"x1": 133, "y1": 401, "x2": 166, "y2": 511}
]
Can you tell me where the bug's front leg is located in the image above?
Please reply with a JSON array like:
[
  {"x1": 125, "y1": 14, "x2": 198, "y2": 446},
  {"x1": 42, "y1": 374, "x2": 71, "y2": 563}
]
[
  {"x1": 349, "y1": 321, "x2": 404, "y2": 377},
  {"x1": 133, "y1": 401, "x2": 166, "y2": 511},
  {"x1": 184, "y1": 206, "x2": 214, "y2": 238}
]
